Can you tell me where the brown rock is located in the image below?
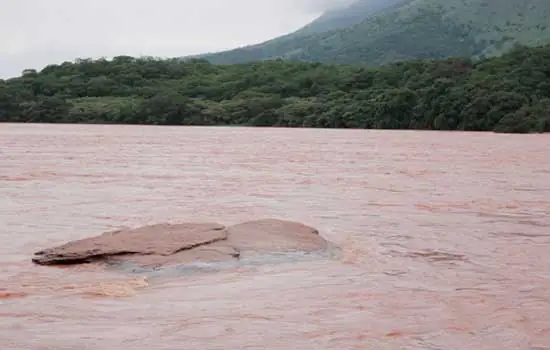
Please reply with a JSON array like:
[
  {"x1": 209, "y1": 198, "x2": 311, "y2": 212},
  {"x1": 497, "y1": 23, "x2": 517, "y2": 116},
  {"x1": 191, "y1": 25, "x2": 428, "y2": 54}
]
[
  {"x1": 226, "y1": 219, "x2": 327, "y2": 254},
  {"x1": 31, "y1": 219, "x2": 329, "y2": 269},
  {"x1": 32, "y1": 223, "x2": 227, "y2": 265}
]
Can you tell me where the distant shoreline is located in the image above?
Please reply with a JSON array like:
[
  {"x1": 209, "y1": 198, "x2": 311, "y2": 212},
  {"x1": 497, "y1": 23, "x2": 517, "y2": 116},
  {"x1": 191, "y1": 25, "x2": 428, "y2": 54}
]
[{"x1": 3, "y1": 122, "x2": 547, "y2": 135}]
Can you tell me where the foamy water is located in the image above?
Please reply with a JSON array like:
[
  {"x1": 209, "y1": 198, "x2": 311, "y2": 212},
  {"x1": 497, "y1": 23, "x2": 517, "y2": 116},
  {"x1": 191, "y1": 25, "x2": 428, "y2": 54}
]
[{"x1": 1, "y1": 124, "x2": 549, "y2": 349}]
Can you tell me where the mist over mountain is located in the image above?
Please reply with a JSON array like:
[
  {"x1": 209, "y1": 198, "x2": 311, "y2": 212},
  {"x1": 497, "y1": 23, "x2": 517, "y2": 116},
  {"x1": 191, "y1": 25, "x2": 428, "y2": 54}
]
[{"x1": 294, "y1": 0, "x2": 407, "y2": 35}]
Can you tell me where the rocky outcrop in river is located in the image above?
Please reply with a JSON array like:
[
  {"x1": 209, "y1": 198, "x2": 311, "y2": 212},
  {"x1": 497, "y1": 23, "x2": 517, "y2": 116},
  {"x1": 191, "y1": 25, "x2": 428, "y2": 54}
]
[{"x1": 32, "y1": 219, "x2": 330, "y2": 269}]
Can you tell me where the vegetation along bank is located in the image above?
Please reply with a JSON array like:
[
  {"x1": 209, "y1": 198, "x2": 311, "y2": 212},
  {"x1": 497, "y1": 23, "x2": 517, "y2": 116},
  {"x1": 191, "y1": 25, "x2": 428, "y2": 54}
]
[{"x1": 1, "y1": 44, "x2": 549, "y2": 133}]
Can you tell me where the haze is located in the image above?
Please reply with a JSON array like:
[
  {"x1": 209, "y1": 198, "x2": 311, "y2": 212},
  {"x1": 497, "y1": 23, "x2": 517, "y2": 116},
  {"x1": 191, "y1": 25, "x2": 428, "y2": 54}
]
[{"x1": 0, "y1": 0, "x2": 356, "y2": 78}]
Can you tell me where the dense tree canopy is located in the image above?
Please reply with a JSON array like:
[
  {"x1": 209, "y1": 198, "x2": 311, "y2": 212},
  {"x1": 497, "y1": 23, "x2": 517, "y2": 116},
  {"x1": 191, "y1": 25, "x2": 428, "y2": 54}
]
[{"x1": 1, "y1": 44, "x2": 549, "y2": 133}]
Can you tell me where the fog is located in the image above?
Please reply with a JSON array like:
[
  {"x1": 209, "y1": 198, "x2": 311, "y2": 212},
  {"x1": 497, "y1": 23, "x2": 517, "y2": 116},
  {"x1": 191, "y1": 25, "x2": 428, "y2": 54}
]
[{"x1": 0, "y1": 0, "x2": 357, "y2": 78}]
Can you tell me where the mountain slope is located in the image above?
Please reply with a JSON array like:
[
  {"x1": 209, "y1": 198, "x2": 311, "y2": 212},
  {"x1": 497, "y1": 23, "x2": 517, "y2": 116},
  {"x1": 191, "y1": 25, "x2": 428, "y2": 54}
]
[
  {"x1": 200, "y1": 0, "x2": 550, "y2": 65},
  {"x1": 195, "y1": 0, "x2": 410, "y2": 64},
  {"x1": 292, "y1": 0, "x2": 408, "y2": 35}
]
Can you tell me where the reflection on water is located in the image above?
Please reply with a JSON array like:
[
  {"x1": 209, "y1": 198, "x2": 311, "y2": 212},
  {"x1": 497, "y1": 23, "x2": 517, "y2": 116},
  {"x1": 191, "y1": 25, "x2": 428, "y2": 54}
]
[{"x1": 1, "y1": 124, "x2": 550, "y2": 349}]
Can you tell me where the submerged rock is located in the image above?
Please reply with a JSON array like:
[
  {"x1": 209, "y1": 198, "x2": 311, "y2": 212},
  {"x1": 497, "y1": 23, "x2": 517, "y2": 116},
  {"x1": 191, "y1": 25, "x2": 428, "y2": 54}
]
[{"x1": 31, "y1": 219, "x2": 329, "y2": 269}]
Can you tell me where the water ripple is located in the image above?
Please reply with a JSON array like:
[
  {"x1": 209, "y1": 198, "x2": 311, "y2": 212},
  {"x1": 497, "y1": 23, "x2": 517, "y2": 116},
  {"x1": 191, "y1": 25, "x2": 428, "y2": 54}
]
[{"x1": 1, "y1": 124, "x2": 549, "y2": 349}]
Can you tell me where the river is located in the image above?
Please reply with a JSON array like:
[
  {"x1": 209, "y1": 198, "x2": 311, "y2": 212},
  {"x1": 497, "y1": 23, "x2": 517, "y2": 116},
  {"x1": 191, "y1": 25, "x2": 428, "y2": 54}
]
[{"x1": 1, "y1": 123, "x2": 549, "y2": 349}]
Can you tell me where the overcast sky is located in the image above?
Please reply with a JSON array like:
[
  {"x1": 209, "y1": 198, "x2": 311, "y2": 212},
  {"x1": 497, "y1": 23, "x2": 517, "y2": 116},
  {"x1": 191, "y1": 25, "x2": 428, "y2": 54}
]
[{"x1": 0, "y1": 0, "x2": 355, "y2": 78}]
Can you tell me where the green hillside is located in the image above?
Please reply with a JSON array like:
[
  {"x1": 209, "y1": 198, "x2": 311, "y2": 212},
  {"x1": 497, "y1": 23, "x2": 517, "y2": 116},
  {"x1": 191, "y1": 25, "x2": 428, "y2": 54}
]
[
  {"x1": 2, "y1": 44, "x2": 549, "y2": 133},
  {"x1": 292, "y1": 0, "x2": 408, "y2": 35},
  {"x1": 200, "y1": 0, "x2": 550, "y2": 65}
]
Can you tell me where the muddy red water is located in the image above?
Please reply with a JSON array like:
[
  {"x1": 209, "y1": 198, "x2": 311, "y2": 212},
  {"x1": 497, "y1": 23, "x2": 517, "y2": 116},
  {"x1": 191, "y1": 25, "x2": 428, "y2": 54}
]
[{"x1": 1, "y1": 124, "x2": 549, "y2": 349}]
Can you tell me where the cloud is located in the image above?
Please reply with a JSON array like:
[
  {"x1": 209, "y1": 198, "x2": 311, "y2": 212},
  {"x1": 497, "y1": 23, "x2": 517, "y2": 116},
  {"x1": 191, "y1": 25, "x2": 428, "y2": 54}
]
[{"x1": 0, "y1": 0, "x2": 354, "y2": 78}]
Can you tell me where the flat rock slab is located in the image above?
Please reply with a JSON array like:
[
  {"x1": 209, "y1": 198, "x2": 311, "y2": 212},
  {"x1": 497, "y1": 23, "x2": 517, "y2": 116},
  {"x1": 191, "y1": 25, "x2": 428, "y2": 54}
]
[
  {"x1": 32, "y1": 219, "x2": 329, "y2": 269},
  {"x1": 226, "y1": 219, "x2": 328, "y2": 254},
  {"x1": 32, "y1": 223, "x2": 227, "y2": 265}
]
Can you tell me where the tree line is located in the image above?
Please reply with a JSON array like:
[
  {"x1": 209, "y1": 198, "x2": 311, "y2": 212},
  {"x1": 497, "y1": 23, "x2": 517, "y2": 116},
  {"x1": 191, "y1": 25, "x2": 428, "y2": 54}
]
[{"x1": 1, "y1": 44, "x2": 549, "y2": 133}]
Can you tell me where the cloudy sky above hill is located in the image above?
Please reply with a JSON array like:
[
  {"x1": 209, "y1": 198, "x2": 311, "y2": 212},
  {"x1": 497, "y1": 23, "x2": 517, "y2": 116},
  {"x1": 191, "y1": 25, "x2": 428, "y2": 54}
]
[{"x1": 0, "y1": 0, "x2": 355, "y2": 78}]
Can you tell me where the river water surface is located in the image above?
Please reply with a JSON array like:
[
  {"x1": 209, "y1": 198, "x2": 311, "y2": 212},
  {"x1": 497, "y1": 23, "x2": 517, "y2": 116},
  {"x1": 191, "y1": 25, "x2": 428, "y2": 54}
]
[{"x1": 1, "y1": 124, "x2": 549, "y2": 349}]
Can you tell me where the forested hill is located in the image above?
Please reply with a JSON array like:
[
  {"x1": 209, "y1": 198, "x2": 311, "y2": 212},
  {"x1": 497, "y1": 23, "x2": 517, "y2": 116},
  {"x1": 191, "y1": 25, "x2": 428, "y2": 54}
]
[
  {"x1": 199, "y1": 0, "x2": 550, "y2": 65},
  {"x1": 1, "y1": 44, "x2": 549, "y2": 133},
  {"x1": 291, "y1": 0, "x2": 407, "y2": 35}
]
